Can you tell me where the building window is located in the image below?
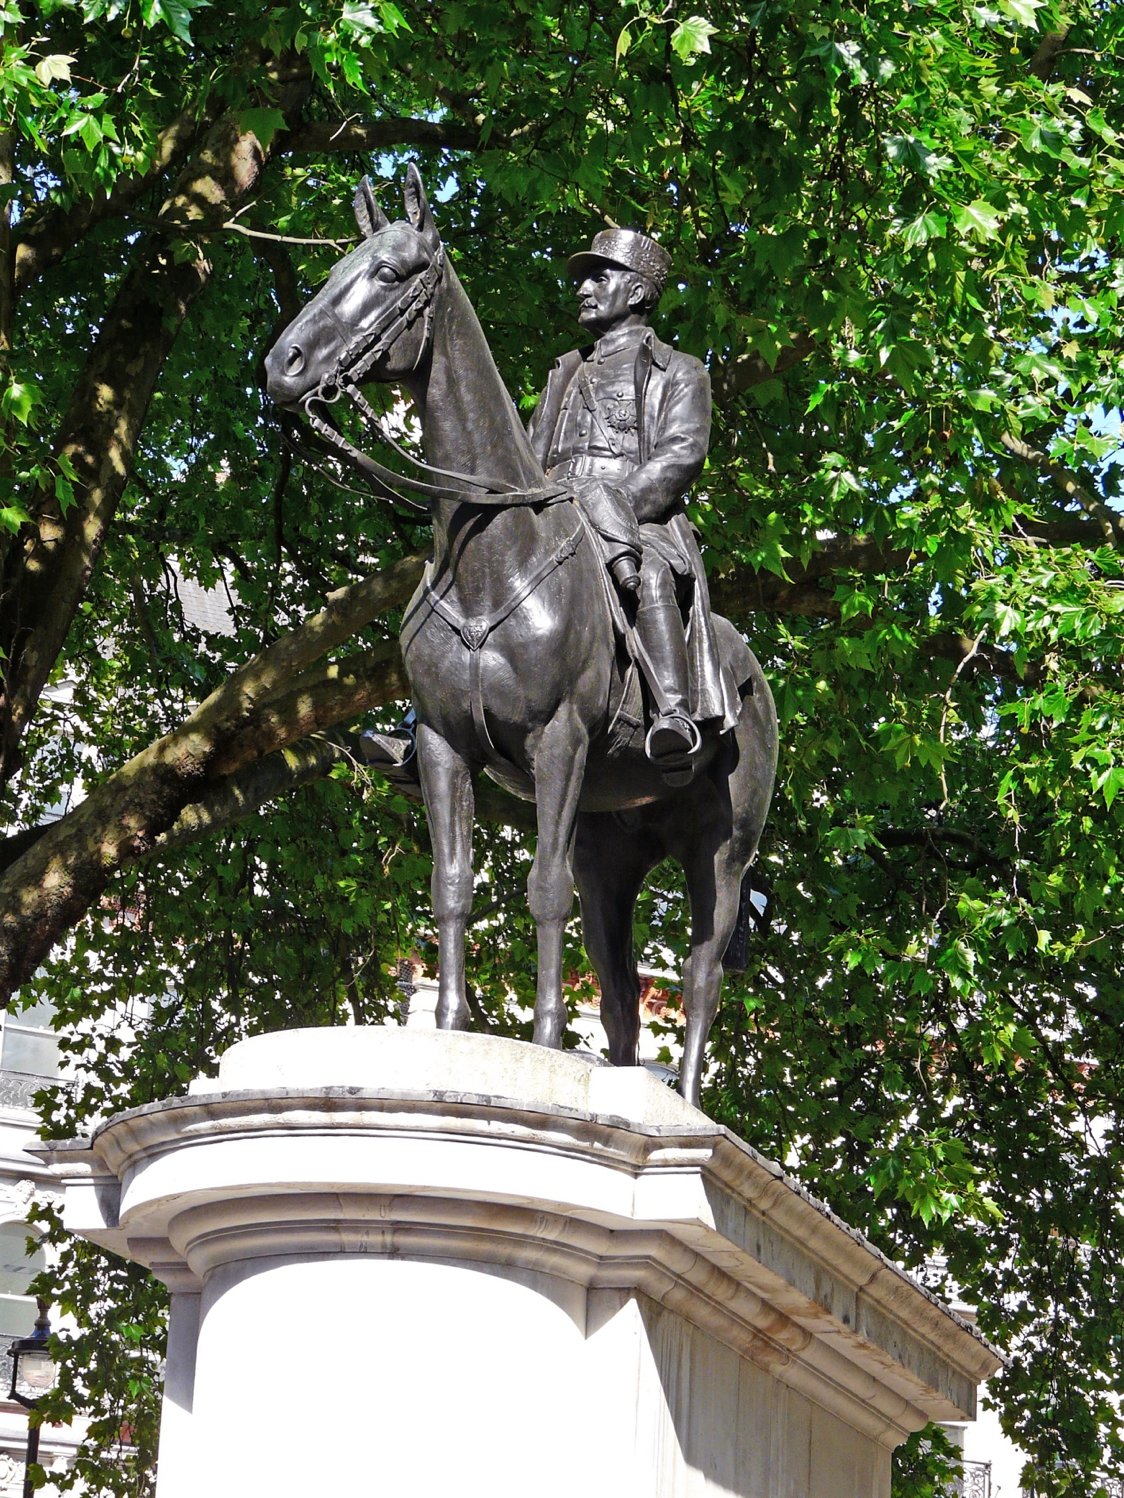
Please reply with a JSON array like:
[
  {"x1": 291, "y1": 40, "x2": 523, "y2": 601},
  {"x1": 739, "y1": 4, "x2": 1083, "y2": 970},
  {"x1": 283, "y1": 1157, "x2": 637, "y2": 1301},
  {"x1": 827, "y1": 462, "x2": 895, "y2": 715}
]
[
  {"x1": 0, "y1": 1000, "x2": 58, "y2": 1079},
  {"x1": 0, "y1": 1222, "x2": 45, "y2": 1338}
]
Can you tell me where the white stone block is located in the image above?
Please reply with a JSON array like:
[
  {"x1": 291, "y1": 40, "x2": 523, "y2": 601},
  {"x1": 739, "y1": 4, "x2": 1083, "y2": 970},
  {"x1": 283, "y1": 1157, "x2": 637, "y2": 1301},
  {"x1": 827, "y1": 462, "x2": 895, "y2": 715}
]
[{"x1": 34, "y1": 1028, "x2": 1000, "y2": 1498}]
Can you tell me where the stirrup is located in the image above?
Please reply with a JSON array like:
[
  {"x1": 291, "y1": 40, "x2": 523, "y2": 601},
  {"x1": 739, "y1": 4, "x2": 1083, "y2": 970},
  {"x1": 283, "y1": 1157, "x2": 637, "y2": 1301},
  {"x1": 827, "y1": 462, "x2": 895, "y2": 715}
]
[
  {"x1": 360, "y1": 722, "x2": 423, "y2": 800},
  {"x1": 360, "y1": 729, "x2": 415, "y2": 768},
  {"x1": 645, "y1": 713, "x2": 702, "y2": 768}
]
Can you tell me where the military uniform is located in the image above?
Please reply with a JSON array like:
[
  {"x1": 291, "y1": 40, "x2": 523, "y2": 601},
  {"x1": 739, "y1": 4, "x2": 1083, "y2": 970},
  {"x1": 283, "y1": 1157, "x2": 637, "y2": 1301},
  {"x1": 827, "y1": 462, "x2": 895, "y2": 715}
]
[{"x1": 528, "y1": 304, "x2": 739, "y2": 743}]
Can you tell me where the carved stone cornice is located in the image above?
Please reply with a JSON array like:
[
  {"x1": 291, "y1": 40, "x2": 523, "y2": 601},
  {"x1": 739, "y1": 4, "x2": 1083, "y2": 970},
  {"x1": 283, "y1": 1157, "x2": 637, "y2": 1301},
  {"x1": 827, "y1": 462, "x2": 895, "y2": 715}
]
[{"x1": 33, "y1": 1029, "x2": 999, "y2": 1452}]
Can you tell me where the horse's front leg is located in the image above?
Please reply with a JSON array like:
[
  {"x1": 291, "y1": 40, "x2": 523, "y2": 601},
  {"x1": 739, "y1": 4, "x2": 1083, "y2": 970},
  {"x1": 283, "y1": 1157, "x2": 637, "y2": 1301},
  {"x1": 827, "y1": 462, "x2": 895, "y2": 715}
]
[
  {"x1": 417, "y1": 722, "x2": 475, "y2": 1031},
  {"x1": 529, "y1": 708, "x2": 589, "y2": 1048}
]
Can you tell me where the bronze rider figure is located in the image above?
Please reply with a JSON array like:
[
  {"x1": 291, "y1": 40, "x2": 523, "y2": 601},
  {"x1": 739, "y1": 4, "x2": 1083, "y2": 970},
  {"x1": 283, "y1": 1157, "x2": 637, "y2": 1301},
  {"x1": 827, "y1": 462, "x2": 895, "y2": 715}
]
[
  {"x1": 362, "y1": 226, "x2": 736, "y2": 783},
  {"x1": 527, "y1": 227, "x2": 734, "y2": 770}
]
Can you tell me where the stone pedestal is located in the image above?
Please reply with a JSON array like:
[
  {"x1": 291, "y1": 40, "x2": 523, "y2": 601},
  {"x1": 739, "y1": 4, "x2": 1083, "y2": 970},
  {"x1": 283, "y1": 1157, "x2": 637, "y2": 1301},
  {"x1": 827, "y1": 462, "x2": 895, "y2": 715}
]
[{"x1": 34, "y1": 1029, "x2": 999, "y2": 1498}]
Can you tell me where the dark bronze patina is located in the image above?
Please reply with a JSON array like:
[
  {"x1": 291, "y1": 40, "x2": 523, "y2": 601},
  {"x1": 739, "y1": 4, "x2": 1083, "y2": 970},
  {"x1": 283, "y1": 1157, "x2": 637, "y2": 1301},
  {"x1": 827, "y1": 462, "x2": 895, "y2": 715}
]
[
  {"x1": 266, "y1": 168, "x2": 778, "y2": 1105},
  {"x1": 530, "y1": 224, "x2": 736, "y2": 771}
]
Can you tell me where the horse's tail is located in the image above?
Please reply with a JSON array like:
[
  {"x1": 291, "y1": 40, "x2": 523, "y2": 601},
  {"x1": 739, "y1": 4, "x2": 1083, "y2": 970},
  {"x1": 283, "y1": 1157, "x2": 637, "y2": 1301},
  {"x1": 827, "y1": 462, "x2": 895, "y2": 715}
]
[{"x1": 722, "y1": 870, "x2": 754, "y2": 973}]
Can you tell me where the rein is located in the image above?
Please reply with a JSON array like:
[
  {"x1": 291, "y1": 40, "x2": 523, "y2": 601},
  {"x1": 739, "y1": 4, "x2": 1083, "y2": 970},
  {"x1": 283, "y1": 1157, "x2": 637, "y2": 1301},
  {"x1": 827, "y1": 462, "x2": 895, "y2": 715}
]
[
  {"x1": 291, "y1": 231, "x2": 596, "y2": 768},
  {"x1": 297, "y1": 242, "x2": 567, "y2": 513}
]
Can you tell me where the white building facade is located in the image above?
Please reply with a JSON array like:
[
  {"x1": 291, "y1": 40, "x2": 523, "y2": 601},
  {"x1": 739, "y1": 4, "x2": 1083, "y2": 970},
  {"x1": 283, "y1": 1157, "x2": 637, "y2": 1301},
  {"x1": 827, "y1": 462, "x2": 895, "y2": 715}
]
[{"x1": 0, "y1": 1001, "x2": 84, "y2": 1493}]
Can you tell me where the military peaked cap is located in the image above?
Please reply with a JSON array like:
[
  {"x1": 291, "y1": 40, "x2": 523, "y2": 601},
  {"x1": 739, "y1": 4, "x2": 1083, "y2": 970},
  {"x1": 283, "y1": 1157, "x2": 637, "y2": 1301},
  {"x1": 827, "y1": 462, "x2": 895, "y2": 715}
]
[{"x1": 567, "y1": 229, "x2": 672, "y2": 297}]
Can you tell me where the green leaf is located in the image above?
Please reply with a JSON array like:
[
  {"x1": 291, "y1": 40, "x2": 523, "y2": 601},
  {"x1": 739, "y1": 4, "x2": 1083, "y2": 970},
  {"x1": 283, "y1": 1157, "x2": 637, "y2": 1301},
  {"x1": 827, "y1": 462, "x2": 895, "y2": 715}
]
[
  {"x1": 0, "y1": 503, "x2": 30, "y2": 534},
  {"x1": 952, "y1": 199, "x2": 1003, "y2": 239},
  {"x1": 2, "y1": 380, "x2": 37, "y2": 424},
  {"x1": 1102, "y1": 766, "x2": 1124, "y2": 810},
  {"x1": 140, "y1": 0, "x2": 209, "y2": 44},
  {"x1": 78, "y1": 114, "x2": 103, "y2": 151},
  {"x1": 964, "y1": 389, "x2": 998, "y2": 411},
  {"x1": 54, "y1": 467, "x2": 74, "y2": 513},
  {"x1": 899, "y1": 210, "x2": 947, "y2": 247},
  {"x1": 998, "y1": 0, "x2": 1044, "y2": 26},
  {"x1": 378, "y1": 1, "x2": 407, "y2": 31},
  {"x1": 670, "y1": 14, "x2": 717, "y2": 63},
  {"x1": 33, "y1": 53, "x2": 74, "y2": 84},
  {"x1": 615, "y1": 22, "x2": 633, "y2": 64},
  {"x1": 885, "y1": 135, "x2": 951, "y2": 178},
  {"x1": 340, "y1": 0, "x2": 385, "y2": 34},
  {"x1": 234, "y1": 107, "x2": 288, "y2": 152},
  {"x1": 805, "y1": 384, "x2": 830, "y2": 413}
]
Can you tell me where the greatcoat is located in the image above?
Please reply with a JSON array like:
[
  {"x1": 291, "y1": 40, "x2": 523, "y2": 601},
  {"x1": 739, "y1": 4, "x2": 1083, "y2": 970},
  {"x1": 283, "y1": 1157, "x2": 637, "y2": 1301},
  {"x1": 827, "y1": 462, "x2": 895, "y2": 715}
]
[{"x1": 528, "y1": 327, "x2": 739, "y2": 729}]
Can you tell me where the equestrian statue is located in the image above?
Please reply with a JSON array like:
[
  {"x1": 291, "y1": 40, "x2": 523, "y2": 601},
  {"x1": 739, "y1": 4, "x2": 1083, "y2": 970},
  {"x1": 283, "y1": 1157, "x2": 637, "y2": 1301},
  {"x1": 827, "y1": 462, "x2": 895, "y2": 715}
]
[{"x1": 265, "y1": 166, "x2": 778, "y2": 1106}]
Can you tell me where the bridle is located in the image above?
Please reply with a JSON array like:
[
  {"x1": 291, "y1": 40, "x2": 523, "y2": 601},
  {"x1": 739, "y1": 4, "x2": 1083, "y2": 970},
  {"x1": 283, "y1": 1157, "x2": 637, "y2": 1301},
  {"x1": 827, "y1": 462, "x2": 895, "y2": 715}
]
[
  {"x1": 287, "y1": 229, "x2": 601, "y2": 766},
  {"x1": 293, "y1": 242, "x2": 568, "y2": 514}
]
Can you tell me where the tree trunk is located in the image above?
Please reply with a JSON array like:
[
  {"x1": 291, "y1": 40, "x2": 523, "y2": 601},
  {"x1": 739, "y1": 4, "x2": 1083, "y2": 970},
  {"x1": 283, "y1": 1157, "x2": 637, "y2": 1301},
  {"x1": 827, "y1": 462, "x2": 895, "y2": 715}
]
[{"x1": 0, "y1": 93, "x2": 307, "y2": 786}]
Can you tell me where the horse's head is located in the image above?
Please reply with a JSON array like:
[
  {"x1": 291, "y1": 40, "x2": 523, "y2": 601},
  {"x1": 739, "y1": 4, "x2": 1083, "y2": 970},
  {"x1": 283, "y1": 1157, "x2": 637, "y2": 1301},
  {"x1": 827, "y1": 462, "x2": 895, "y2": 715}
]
[{"x1": 265, "y1": 164, "x2": 442, "y2": 410}]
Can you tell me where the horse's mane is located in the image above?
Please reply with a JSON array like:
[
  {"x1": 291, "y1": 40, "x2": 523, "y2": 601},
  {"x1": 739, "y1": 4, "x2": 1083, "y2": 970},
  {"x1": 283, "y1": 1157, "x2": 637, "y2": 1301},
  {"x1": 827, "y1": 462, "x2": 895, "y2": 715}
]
[{"x1": 425, "y1": 255, "x2": 545, "y2": 491}]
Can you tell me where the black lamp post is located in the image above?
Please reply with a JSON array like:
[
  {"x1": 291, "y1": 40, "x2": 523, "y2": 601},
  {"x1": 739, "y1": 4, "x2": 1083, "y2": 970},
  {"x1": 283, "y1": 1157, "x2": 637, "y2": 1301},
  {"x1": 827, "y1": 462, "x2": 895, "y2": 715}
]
[{"x1": 8, "y1": 1300, "x2": 57, "y2": 1498}]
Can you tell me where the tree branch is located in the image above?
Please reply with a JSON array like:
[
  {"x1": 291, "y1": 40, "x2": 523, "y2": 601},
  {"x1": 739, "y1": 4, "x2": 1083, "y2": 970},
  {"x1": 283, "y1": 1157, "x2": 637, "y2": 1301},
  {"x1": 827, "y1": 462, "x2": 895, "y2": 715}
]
[
  {"x1": 13, "y1": 110, "x2": 488, "y2": 305},
  {"x1": 279, "y1": 116, "x2": 489, "y2": 155},
  {"x1": 0, "y1": 551, "x2": 424, "y2": 1000},
  {"x1": 252, "y1": 237, "x2": 302, "y2": 379},
  {"x1": 923, "y1": 632, "x2": 1044, "y2": 687},
  {"x1": 0, "y1": 87, "x2": 311, "y2": 785},
  {"x1": 154, "y1": 729, "x2": 538, "y2": 855},
  {"x1": 0, "y1": 731, "x2": 363, "y2": 871},
  {"x1": 208, "y1": 637, "x2": 411, "y2": 777},
  {"x1": 712, "y1": 332, "x2": 817, "y2": 404},
  {"x1": 4, "y1": 486, "x2": 1117, "y2": 993},
  {"x1": 1020, "y1": 512, "x2": 1123, "y2": 547},
  {"x1": 877, "y1": 826, "x2": 1007, "y2": 866},
  {"x1": 710, "y1": 534, "x2": 911, "y2": 621},
  {"x1": 1000, "y1": 432, "x2": 1124, "y2": 550},
  {"x1": 1027, "y1": 29, "x2": 1070, "y2": 83},
  {"x1": 152, "y1": 730, "x2": 363, "y2": 854},
  {"x1": 13, "y1": 107, "x2": 207, "y2": 297}
]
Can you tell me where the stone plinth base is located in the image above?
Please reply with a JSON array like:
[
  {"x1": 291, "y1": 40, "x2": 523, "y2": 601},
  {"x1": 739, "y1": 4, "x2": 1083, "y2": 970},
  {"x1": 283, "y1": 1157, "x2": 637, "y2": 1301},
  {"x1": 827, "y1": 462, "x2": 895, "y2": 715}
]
[{"x1": 34, "y1": 1029, "x2": 998, "y2": 1498}]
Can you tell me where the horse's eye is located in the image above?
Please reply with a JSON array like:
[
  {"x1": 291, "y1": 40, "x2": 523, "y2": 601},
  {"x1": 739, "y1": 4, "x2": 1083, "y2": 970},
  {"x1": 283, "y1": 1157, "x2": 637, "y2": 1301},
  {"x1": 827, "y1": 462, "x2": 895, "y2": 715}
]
[{"x1": 375, "y1": 265, "x2": 399, "y2": 283}]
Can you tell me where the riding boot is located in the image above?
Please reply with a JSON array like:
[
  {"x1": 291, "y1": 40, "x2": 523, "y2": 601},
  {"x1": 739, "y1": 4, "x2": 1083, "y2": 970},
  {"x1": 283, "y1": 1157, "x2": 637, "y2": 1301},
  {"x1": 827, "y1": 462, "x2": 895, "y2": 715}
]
[{"x1": 635, "y1": 601, "x2": 700, "y2": 767}]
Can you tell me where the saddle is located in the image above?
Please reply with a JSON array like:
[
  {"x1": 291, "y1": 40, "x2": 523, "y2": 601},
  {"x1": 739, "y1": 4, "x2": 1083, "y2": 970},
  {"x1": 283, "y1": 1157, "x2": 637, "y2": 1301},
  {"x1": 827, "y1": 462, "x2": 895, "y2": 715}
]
[{"x1": 363, "y1": 501, "x2": 658, "y2": 790}]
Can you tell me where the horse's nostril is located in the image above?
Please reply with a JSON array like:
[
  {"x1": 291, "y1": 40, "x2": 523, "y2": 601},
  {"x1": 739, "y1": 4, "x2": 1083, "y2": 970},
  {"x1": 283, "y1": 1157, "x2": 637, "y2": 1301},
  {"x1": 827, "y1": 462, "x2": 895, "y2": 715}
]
[{"x1": 285, "y1": 345, "x2": 304, "y2": 375}]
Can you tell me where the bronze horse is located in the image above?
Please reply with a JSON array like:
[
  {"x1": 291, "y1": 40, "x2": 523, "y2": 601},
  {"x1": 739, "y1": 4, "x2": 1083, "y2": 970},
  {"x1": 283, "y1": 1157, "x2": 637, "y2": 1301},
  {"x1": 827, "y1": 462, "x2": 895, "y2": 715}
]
[{"x1": 266, "y1": 167, "x2": 777, "y2": 1105}]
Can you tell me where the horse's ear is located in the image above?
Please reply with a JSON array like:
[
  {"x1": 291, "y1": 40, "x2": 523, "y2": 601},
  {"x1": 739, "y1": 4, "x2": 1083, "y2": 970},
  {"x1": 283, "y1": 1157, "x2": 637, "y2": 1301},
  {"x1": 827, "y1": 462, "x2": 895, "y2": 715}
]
[
  {"x1": 354, "y1": 175, "x2": 390, "y2": 238},
  {"x1": 403, "y1": 163, "x2": 439, "y2": 247}
]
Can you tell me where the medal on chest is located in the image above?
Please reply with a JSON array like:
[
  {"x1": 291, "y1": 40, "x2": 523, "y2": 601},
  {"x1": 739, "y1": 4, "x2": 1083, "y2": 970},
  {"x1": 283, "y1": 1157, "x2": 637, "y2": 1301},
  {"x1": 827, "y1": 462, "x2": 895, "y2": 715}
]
[{"x1": 602, "y1": 396, "x2": 637, "y2": 433}]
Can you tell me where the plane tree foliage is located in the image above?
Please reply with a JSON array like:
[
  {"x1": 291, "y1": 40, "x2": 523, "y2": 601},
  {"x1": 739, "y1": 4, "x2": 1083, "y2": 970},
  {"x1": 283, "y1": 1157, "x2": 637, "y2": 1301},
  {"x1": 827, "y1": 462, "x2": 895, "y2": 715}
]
[{"x1": 0, "y1": 0, "x2": 1119, "y2": 1490}]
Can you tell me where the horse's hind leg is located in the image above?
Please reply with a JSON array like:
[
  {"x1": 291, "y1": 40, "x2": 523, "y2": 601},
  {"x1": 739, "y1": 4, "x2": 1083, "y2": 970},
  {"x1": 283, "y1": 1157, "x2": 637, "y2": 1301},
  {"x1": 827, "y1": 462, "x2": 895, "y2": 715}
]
[
  {"x1": 679, "y1": 847, "x2": 745, "y2": 1108},
  {"x1": 416, "y1": 724, "x2": 474, "y2": 1031},
  {"x1": 574, "y1": 814, "x2": 658, "y2": 1066}
]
